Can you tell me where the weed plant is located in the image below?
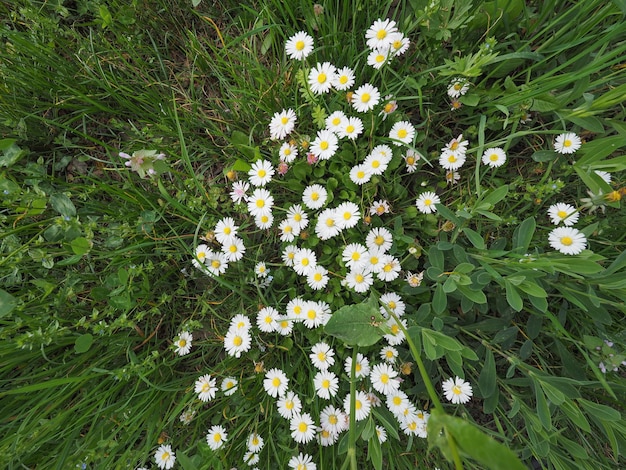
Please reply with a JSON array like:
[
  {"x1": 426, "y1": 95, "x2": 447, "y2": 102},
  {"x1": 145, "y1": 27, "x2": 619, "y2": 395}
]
[{"x1": 1, "y1": 1, "x2": 626, "y2": 469}]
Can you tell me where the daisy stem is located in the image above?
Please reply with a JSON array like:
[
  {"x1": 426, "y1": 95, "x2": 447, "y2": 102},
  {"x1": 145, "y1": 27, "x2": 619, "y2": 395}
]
[{"x1": 474, "y1": 114, "x2": 487, "y2": 199}]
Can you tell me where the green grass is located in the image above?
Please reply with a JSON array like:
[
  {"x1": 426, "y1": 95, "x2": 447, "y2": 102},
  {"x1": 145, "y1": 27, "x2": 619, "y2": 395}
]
[{"x1": 1, "y1": 0, "x2": 626, "y2": 469}]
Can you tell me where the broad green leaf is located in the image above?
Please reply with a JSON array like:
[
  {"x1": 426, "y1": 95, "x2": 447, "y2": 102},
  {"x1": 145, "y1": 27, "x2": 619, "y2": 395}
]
[
  {"x1": 512, "y1": 216, "x2": 535, "y2": 253},
  {"x1": 579, "y1": 399, "x2": 621, "y2": 422},
  {"x1": 324, "y1": 296, "x2": 384, "y2": 347},
  {"x1": 422, "y1": 328, "x2": 463, "y2": 351},
  {"x1": 177, "y1": 450, "x2": 198, "y2": 470},
  {"x1": 479, "y1": 349, "x2": 496, "y2": 398},
  {"x1": 0, "y1": 289, "x2": 17, "y2": 318},
  {"x1": 70, "y1": 237, "x2": 92, "y2": 255},
  {"x1": 368, "y1": 434, "x2": 383, "y2": 470},
  {"x1": 432, "y1": 284, "x2": 447, "y2": 314},
  {"x1": 456, "y1": 284, "x2": 487, "y2": 304},
  {"x1": 50, "y1": 193, "x2": 76, "y2": 218},
  {"x1": 361, "y1": 417, "x2": 375, "y2": 440},
  {"x1": 435, "y1": 203, "x2": 461, "y2": 225},
  {"x1": 560, "y1": 400, "x2": 590, "y2": 432},
  {"x1": 480, "y1": 185, "x2": 509, "y2": 207},
  {"x1": 576, "y1": 135, "x2": 626, "y2": 166},
  {"x1": 531, "y1": 150, "x2": 558, "y2": 162},
  {"x1": 504, "y1": 280, "x2": 523, "y2": 311},
  {"x1": 74, "y1": 334, "x2": 94, "y2": 354},
  {"x1": 372, "y1": 407, "x2": 400, "y2": 441},
  {"x1": 0, "y1": 141, "x2": 27, "y2": 167},
  {"x1": 428, "y1": 409, "x2": 526, "y2": 470},
  {"x1": 463, "y1": 228, "x2": 485, "y2": 249},
  {"x1": 535, "y1": 384, "x2": 551, "y2": 430}
]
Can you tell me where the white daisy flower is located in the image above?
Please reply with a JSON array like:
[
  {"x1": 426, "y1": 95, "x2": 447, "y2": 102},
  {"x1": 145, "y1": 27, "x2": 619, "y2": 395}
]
[
  {"x1": 548, "y1": 227, "x2": 587, "y2": 255},
  {"x1": 404, "y1": 148, "x2": 421, "y2": 173},
  {"x1": 362, "y1": 248, "x2": 385, "y2": 274},
  {"x1": 221, "y1": 376, "x2": 238, "y2": 396},
  {"x1": 302, "y1": 184, "x2": 328, "y2": 210},
  {"x1": 223, "y1": 328, "x2": 252, "y2": 358},
  {"x1": 290, "y1": 412, "x2": 316, "y2": 444},
  {"x1": 243, "y1": 451, "x2": 259, "y2": 466},
  {"x1": 363, "y1": 149, "x2": 391, "y2": 175},
  {"x1": 275, "y1": 315, "x2": 294, "y2": 336},
  {"x1": 269, "y1": 108, "x2": 297, "y2": 140},
  {"x1": 320, "y1": 405, "x2": 348, "y2": 434},
  {"x1": 257, "y1": 306, "x2": 279, "y2": 333},
  {"x1": 406, "y1": 270, "x2": 424, "y2": 287},
  {"x1": 344, "y1": 353, "x2": 370, "y2": 379},
  {"x1": 263, "y1": 368, "x2": 289, "y2": 398},
  {"x1": 369, "y1": 362, "x2": 400, "y2": 395},
  {"x1": 248, "y1": 159, "x2": 275, "y2": 187},
  {"x1": 342, "y1": 243, "x2": 368, "y2": 269},
  {"x1": 254, "y1": 211, "x2": 274, "y2": 230},
  {"x1": 332, "y1": 66, "x2": 355, "y2": 90},
  {"x1": 376, "y1": 425, "x2": 388, "y2": 443},
  {"x1": 447, "y1": 78, "x2": 469, "y2": 98},
  {"x1": 310, "y1": 129, "x2": 339, "y2": 160},
  {"x1": 547, "y1": 203, "x2": 579, "y2": 226},
  {"x1": 369, "y1": 199, "x2": 391, "y2": 216},
  {"x1": 285, "y1": 31, "x2": 314, "y2": 60},
  {"x1": 179, "y1": 408, "x2": 196, "y2": 425},
  {"x1": 318, "y1": 427, "x2": 339, "y2": 447},
  {"x1": 401, "y1": 413, "x2": 428, "y2": 438},
  {"x1": 325, "y1": 110, "x2": 348, "y2": 133},
  {"x1": 445, "y1": 170, "x2": 461, "y2": 184},
  {"x1": 230, "y1": 313, "x2": 251, "y2": 331},
  {"x1": 282, "y1": 244, "x2": 298, "y2": 267},
  {"x1": 308, "y1": 62, "x2": 336, "y2": 94},
  {"x1": 154, "y1": 444, "x2": 176, "y2": 470},
  {"x1": 380, "y1": 346, "x2": 398, "y2": 364},
  {"x1": 277, "y1": 390, "x2": 302, "y2": 419},
  {"x1": 292, "y1": 248, "x2": 317, "y2": 276},
  {"x1": 247, "y1": 188, "x2": 274, "y2": 217},
  {"x1": 302, "y1": 300, "x2": 326, "y2": 329},
  {"x1": 383, "y1": 316, "x2": 407, "y2": 346},
  {"x1": 205, "y1": 250, "x2": 229, "y2": 276},
  {"x1": 389, "y1": 120, "x2": 415, "y2": 146},
  {"x1": 386, "y1": 389, "x2": 411, "y2": 418},
  {"x1": 442, "y1": 376, "x2": 474, "y2": 404},
  {"x1": 380, "y1": 292, "x2": 405, "y2": 317},
  {"x1": 230, "y1": 180, "x2": 249, "y2": 204},
  {"x1": 174, "y1": 331, "x2": 193, "y2": 356},
  {"x1": 285, "y1": 296, "x2": 306, "y2": 322},
  {"x1": 366, "y1": 227, "x2": 393, "y2": 252},
  {"x1": 307, "y1": 264, "x2": 329, "y2": 290},
  {"x1": 481, "y1": 147, "x2": 507, "y2": 168},
  {"x1": 221, "y1": 236, "x2": 246, "y2": 262},
  {"x1": 278, "y1": 219, "x2": 298, "y2": 242},
  {"x1": 344, "y1": 267, "x2": 374, "y2": 293},
  {"x1": 439, "y1": 149, "x2": 466, "y2": 171},
  {"x1": 247, "y1": 432, "x2": 264, "y2": 453},
  {"x1": 206, "y1": 425, "x2": 227, "y2": 451},
  {"x1": 193, "y1": 244, "x2": 210, "y2": 271},
  {"x1": 365, "y1": 18, "x2": 398, "y2": 50},
  {"x1": 194, "y1": 374, "x2": 217, "y2": 402},
  {"x1": 315, "y1": 208, "x2": 341, "y2": 240},
  {"x1": 377, "y1": 254, "x2": 401, "y2": 282},
  {"x1": 286, "y1": 204, "x2": 309, "y2": 231},
  {"x1": 336, "y1": 201, "x2": 360, "y2": 229},
  {"x1": 314, "y1": 370, "x2": 339, "y2": 399},
  {"x1": 415, "y1": 191, "x2": 440, "y2": 214},
  {"x1": 367, "y1": 48, "x2": 392, "y2": 69},
  {"x1": 554, "y1": 132, "x2": 581, "y2": 154},
  {"x1": 279, "y1": 142, "x2": 298, "y2": 163},
  {"x1": 390, "y1": 32, "x2": 410, "y2": 55},
  {"x1": 337, "y1": 116, "x2": 363, "y2": 140},
  {"x1": 309, "y1": 342, "x2": 335, "y2": 370},
  {"x1": 255, "y1": 261, "x2": 269, "y2": 277},
  {"x1": 343, "y1": 390, "x2": 371, "y2": 421},
  {"x1": 349, "y1": 164, "x2": 373, "y2": 185},
  {"x1": 442, "y1": 134, "x2": 469, "y2": 157},
  {"x1": 352, "y1": 83, "x2": 380, "y2": 112},
  {"x1": 288, "y1": 452, "x2": 317, "y2": 470}
]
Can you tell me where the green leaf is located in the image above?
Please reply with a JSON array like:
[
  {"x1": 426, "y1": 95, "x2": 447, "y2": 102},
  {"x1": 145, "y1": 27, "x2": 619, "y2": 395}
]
[
  {"x1": 456, "y1": 284, "x2": 487, "y2": 304},
  {"x1": 368, "y1": 434, "x2": 383, "y2": 470},
  {"x1": 578, "y1": 399, "x2": 621, "y2": 422},
  {"x1": 422, "y1": 329, "x2": 464, "y2": 351},
  {"x1": 0, "y1": 289, "x2": 17, "y2": 318},
  {"x1": 479, "y1": 349, "x2": 496, "y2": 398},
  {"x1": 428, "y1": 409, "x2": 526, "y2": 470},
  {"x1": 0, "y1": 141, "x2": 27, "y2": 167},
  {"x1": 372, "y1": 407, "x2": 400, "y2": 441},
  {"x1": 504, "y1": 280, "x2": 524, "y2": 311},
  {"x1": 70, "y1": 237, "x2": 92, "y2": 255},
  {"x1": 535, "y1": 384, "x2": 552, "y2": 430},
  {"x1": 74, "y1": 334, "x2": 94, "y2": 354},
  {"x1": 432, "y1": 284, "x2": 447, "y2": 314},
  {"x1": 480, "y1": 185, "x2": 509, "y2": 207},
  {"x1": 463, "y1": 228, "x2": 485, "y2": 249},
  {"x1": 324, "y1": 296, "x2": 384, "y2": 347},
  {"x1": 531, "y1": 150, "x2": 558, "y2": 162},
  {"x1": 177, "y1": 450, "x2": 198, "y2": 470},
  {"x1": 512, "y1": 216, "x2": 535, "y2": 253},
  {"x1": 50, "y1": 193, "x2": 76, "y2": 218}
]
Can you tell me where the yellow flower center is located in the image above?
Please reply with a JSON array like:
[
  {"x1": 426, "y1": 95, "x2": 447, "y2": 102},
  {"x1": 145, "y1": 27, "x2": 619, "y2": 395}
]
[
  {"x1": 307, "y1": 309, "x2": 317, "y2": 320},
  {"x1": 179, "y1": 339, "x2": 186, "y2": 347},
  {"x1": 311, "y1": 192, "x2": 319, "y2": 200},
  {"x1": 355, "y1": 400, "x2": 362, "y2": 410},
  {"x1": 448, "y1": 155, "x2": 457, "y2": 163},
  {"x1": 314, "y1": 272, "x2": 323, "y2": 281},
  {"x1": 332, "y1": 117, "x2": 341, "y2": 126},
  {"x1": 224, "y1": 227, "x2": 231, "y2": 234},
  {"x1": 233, "y1": 335, "x2": 242, "y2": 346},
  {"x1": 229, "y1": 245, "x2": 237, "y2": 253},
  {"x1": 286, "y1": 400, "x2": 294, "y2": 410},
  {"x1": 454, "y1": 83, "x2": 462, "y2": 91},
  {"x1": 258, "y1": 169, "x2": 266, "y2": 177},
  {"x1": 298, "y1": 422, "x2": 308, "y2": 432},
  {"x1": 393, "y1": 39, "x2": 402, "y2": 49},
  {"x1": 326, "y1": 218, "x2": 335, "y2": 227},
  {"x1": 424, "y1": 199, "x2": 432, "y2": 206},
  {"x1": 284, "y1": 147, "x2": 291, "y2": 155},
  {"x1": 388, "y1": 301, "x2": 396, "y2": 309},
  {"x1": 372, "y1": 159, "x2": 380, "y2": 168},
  {"x1": 376, "y1": 54, "x2": 385, "y2": 63},
  {"x1": 293, "y1": 213, "x2": 302, "y2": 221},
  {"x1": 381, "y1": 374, "x2": 389, "y2": 384},
  {"x1": 393, "y1": 396, "x2": 402, "y2": 406},
  {"x1": 295, "y1": 40, "x2": 305, "y2": 51},
  {"x1": 329, "y1": 414, "x2": 338, "y2": 424},
  {"x1": 272, "y1": 377, "x2": 281, "y2": 387},
  {"x1": 490, "y1": 153, "x2": 499, "y2": 161},
  {"x1": 355, "y1": 363, "x2": 361, "y2": 372},
  {"x1": 211, "y1": 260, "x2": 221, "y2": 269},
  {"x1": 256, "y1": 199, "x2": 265, "y2": 208},
  {"x1": 406, "y1": 156, "x2": 415, "y2": 165},
  {"x1": 201, "y1": 383, "x2": 210, "y2": 392},
  {"x1": 351, "y1": 252, "x2": 361, "y2": 261},
  {"x1": 260, "y1": 215, "x2": 269, "y2": 223},
  {"x1": 320, "y1": 141, "x2": 329, "y2": 150},
  {"x1": 317, "y1": 73, "x2": 327, "y2": 84},
  {"x1": 384, "y1": 264, "x2": 392, "y2": 272},
  {"x1": 557, "y1": 210, "x2": 567, "y2": 218},
  {"x1": 322, "y1": 379, "x2": 330, "y2": 389},
  {"x1": 397, "y1": 129, "x2": 408, "y2": 138},
  {"x1": 264, "y1": 316, "x2": 272, "y2": 324},
  {"x1": 284, "y1": 225, "x2": 292, "y2": 233},
  {"x1": 370, "y1": 256, "x2": 379, "y2": 264},
  {"x1": 376, "y1": 29, "x2": 387, "y2": 39},
  {"x1": 293, "y1": 305, "x2": 302, "y2": 314},
  {"x1": 213, "y1": 433, "x2": 222, "y2": 442},
  {"x1": 301, "y1": 258, "x2": 309, "y2": 266},
  {"x1": 355, "y1": 274, "x2": 364, "y2": 283},
  {"x1": 281, "y1": 116, "x2": 289, "y2": 124},
  {"x1": 563, "y1": 139, "x2": 572, "y2": 147},
  {"x1": 346, "y1": 124, "x2": 355, "y2": 133},
  {"x1": 317, "y1": 352, "x2": 326, "y2": 361},
  {"x1": 197, "y1": 252, "x2": 206, "y2": 261},
  {"x1": 361, "y1": 93, "x2": 371, "y2": 103},
  {"x1": 161, "y1": 452, "x2": 170, "y2": 461},
  {"x1": 391, "y1": 324, "x2": 399, "y2": 334},
  {"x1": 384, "y1": 103, "x2": 395, "y2": 113},
  {"x1": 450, "y1": 141, "x2": 459, "y2": 150},
  {"x1": 452, "y1": 385, "x2": 462, "y2": 395},
  {"x1": 561, "y1": 236, "x2": 573, "y2": 246},
  {"x1": 357, "y1": 170, "x2": 365, "y2": 179},
  {"x1": 339, "y1": 75, "x2": 348, "y2": 84},
  {"x1": 375, "y1": 235, "x2": 384, "y2": 245}
]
